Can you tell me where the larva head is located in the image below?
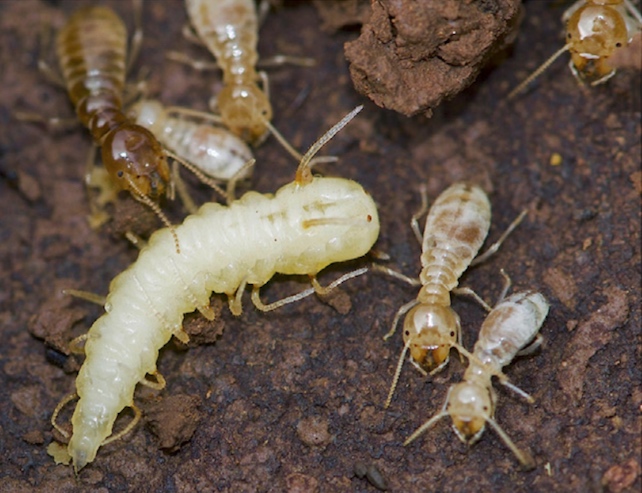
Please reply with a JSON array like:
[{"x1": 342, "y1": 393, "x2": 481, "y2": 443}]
[
  {"x1": 402, "y1": 304, "x2": 460, "y2": 374},
  {"x1": 217, "y1": 84, "x2": 272, "y2": 143},
  {"x1": 102, "y1": 124, "x2": 171, "y2": 200},
  {"x1": 566, "y1": 3, "x2": 628, "y2": 82},
  {"x1": 447, "y1": 381, "x2": 493, "y2": 445}
]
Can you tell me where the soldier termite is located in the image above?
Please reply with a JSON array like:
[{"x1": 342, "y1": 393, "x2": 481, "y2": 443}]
[
  {"x1": 48, "y1": 106, "x2": 380, "y2": 472},
  {"x1": 404, "y1": 276, "x2": 550, "y2": 469},
  {"x1": 377, "y1": 183, "x2": 526, "y2": 408},
  {"x1": 508, "y1": 0, "x2": 642, "y2": 99}
]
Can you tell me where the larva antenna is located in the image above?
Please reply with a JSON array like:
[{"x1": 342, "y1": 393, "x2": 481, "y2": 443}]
[
  {"x1": 385, "y1": 338, "x2": 411, "y2": 408},
  {"x1": 485, "y1": 415, "x2": 535, "y2": 470},
  {"x1": 507, "y1": 44, "x2": 571, "y2": 100},
  {"x1": 295, "y1": 105, "x2": 364, "y2": 185},
  {"x1": 403, "y1": 397, "x2": 451, "y2": 446}
]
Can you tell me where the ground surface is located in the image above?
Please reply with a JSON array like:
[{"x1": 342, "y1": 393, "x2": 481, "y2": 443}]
[{"x1": 0, "y1": 1, "x2": 640, "y2": 492}]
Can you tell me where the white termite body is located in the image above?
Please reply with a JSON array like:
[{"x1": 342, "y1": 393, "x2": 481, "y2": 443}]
[
  {"x1": 129, "y1": 99, "x2": 253, "y2": 181},
  {"x1": 59, "y1": 107, "x2": 380, "y2": 471},
  {"x1": 405, "y1": 290, "x2": 550, "y2": 468}
]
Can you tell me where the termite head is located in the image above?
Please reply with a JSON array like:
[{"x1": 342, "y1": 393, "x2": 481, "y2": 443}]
[
  {"x1": 402, "y1": 304, "x2": 461, "y2": 374},
  {"x1": 566, "y1": 2, "x2": 629, "y2": 83},
  {"x1": 102, "y1": 124, "x2": 171, "y2": 200},
  {"x1": 447, "y1": 381, "x2": 493, "y2": 445},
  {"x1": 218, "y1": 84, "x2": 273, "y2": 143}
]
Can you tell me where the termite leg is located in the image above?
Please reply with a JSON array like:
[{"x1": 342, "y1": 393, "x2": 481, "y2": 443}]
[
  {"x1": 165, "y1": 50, "x2": 220, "y2": 71},
  {"x1": 140, "y1": 369, "x2": 166, "y2": 390},
  {"x1": 126, "y1": 0, "x2": 144, "y2": 75},
  {"x1": 63, "y1": 289, "x2": 106, "y2": 306},
  {"x1": 101, "y1": 404, "x2": 141, "y2": 446},
  {"x1": 470, "y1": 209, "x2": 527, "y2": 267},
  {"x1": 51, "y1": 393, "x2": 78, "y2": 439},
  {"x1": 485, "y1": 416, "x2": 535, "y2": 470},
  {"x1": 516, "y1": 333, "x2": 544, "y2": 357},
  {"x1": 383, "y1": 299, "x2": 419, "y2": 340},
  {"x1": 410, "y1": 184, "x2": 429, "y2": 245},
  {"x1": 227, "y1": 159, "x2": 256, "y2": 203},
  {"x1": 371, "y1": 264, "x2": 421, "y2": 287},
  {"x1": 452, "y1": 287, "x2": 493, "y2": 312}
]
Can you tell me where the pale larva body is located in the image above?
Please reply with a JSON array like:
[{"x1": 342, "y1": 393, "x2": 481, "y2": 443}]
[
  {"x1": 405, "y1": 290, "x2": 549, "y2": 468},
  {"x1": 185, "y1": 0, "x2": 270, "y2": 142},
  {"x1": 129, "y1": 99, "x2": 253, "y2": 181},
  {"x1": 67, "y1": 168, "x2": 379, "y2": 471}
]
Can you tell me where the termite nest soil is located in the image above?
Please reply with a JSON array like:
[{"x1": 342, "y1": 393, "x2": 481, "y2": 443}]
[{"x1": 1, "y1": 1, "x2": 640, "y2": 492}]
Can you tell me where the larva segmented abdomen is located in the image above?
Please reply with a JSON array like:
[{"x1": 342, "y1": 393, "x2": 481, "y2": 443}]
[
  {"x1": 56, "y1": 6, "x2": 127, "y2": 138},
  {"x1": 186, "y1": 0, "x2": 259, "y2": 85},
  {"x1": 68, "y1": 176, "x2": 379, "y2": 469},
  {"x1": 130, "y1": 99, "x2": 253, "y2": 181},
  {"x1": 418, "y1": 183, "x2": 491, "y2": 305},
  {"x1": 469, "y1": 291, "x2": 549, "y2": 373}
]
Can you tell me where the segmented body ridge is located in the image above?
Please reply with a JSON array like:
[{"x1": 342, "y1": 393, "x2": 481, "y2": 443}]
[
  {"x1": 418, "y1": 183, "x2": 491, "y2": 306},
  {"x1": 68, "y1": 175, "x2": 379, "y2": 469}
]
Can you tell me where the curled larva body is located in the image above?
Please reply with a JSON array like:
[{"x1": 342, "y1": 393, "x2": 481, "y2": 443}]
[
  {"x1": 185, "y1": 0, "x2": 270, "y2": 142},
  {"x1": 405, "y1": 290, "x2": 549, "y2": 468},
  {"x1": 67, "y1": 172, "x2": 379, "y2": 471},
  {"x1": 129, "y1": 99, "x2": 253, "y2": 181},
  {"x1": 56, "y1": 6, "x2": 170, "y2": 201}
]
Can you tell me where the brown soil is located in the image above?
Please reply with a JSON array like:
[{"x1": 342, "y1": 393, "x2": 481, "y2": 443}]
[{"x1": 1, "y1": 1, "x2": 640, "y2": 492}]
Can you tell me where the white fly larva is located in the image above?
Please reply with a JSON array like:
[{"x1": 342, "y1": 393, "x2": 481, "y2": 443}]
[
  {"x1": 508, "y1": 0, "x2": 642, "y2": 99},
  {"x1": 129, "y1": 99, "x2": 254, "y2": 182},
  {"x1": 404, "y1": 288, "x2": 550, "y2": 469},
  {"x1": 50, "y1": 106, "x2": 380, "y2": 472},
  {"x1": 379, "y1": 183, "x2": 526, "y2": 408}
]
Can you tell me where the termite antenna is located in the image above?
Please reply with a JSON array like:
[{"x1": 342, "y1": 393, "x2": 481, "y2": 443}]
[
  {"x1": 124, "y1": 175, "x2": 181, "y2": 254},
  {"x1": 485, "y1": 415, "x2": 535, "y2": 469},
  {"x1": 507, "y1": 44, "x2": 571, "y2": 100},
  {"x1": 385, "y1": 339, "x2": 411, "y2": 408},
  {"x1": 403, "y1": 406, "x2": 450, "y2": 446},
  {"x1": 164, "y1": 149, "x2": 228, "y2": 200},
  {"x1": 295, "y1": 105, "x2": 363, "y2": 185}
]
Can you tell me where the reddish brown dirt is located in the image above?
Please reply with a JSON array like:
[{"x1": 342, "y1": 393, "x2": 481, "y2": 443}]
[
  {"x1": 344, "y1": 0, "x2": 521, "y2": 116},
  {"x1": 0, "y1": 1, "x2": 640, "y2": 492}
]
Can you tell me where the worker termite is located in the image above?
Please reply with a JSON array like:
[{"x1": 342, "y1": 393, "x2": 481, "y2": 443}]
[
  {"x1": 49, "y1": 106, "x2": 380, "y2": 472},
  {"x1": 404, "y1": 277, "x2": 550, "y2": 469},
  {"x1": 508, "y1": 0, "x2": 642, "y2": 99},
  {"x1": 377, "y1": 183, "x2": 526, "y2": 408},
  {"x1": 172, "y1": 0, "x2": 312, "y2": 158},
  {"x1": 128, "y1": 99, "x2": 253, "y2": 183}
]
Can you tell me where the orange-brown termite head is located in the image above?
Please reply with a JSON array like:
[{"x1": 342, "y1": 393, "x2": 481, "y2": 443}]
[
  {"x1": 446, "y1": 382, "x2": 494, "y2": 445},
  {"x1": 403, "y1": 304, "x2": 461, "y2": 374},
  {"x1": 566, "y1": 0, "x2": 630, "y2": 82},
  {"x1": 217, "y1": 83, "x2": 273, "y2": 143},
  {"x1": 102, "y1": 124, "x2": 171, "y2": 200}
]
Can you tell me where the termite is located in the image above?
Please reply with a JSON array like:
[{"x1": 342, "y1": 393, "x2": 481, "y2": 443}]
[
  {"x1": 53, "y1": 5, "x2": 177, "y2": 232},
  {"x1": 378, "y1": 183, "x2": 526, "y2": 408},
  {"x1": 49, "y1": 106, "x2": 380, "y2": 472},
  {"x1": 508, "y1": 0, "x2": 642, "y2": 99},
  {"x1": 404, "y1": 276, "x2": 549, "y2": 469},
  {"x1": 175, "y1": 0, "x2": 312, "y2": 157}
]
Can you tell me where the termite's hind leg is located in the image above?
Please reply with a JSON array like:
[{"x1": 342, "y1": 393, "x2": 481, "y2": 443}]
[
  {"x1": 410, "y1": 184, "x2": 429, "y2": 245},
  {"x1": 51, "y1": 393, "x2": 78, "y2": 439},
  {"x1": 471, "y1": 209, "x2": 528, "y2": 267},
  {"x1": 101, "y1": 404, "x2": 142, "y2": 446}
]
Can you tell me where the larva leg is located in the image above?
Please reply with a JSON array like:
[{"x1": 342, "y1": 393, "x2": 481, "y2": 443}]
[
  {"x1": 69, "y1": 334, "x2": 88, "y2": 355},
  {"x1": 228, "y1": 279, "x2": 248, "y2": 316},
  {"x1": 452, "y1": 287, "x2": 492, "y2": 312},
  {"x1": 383, "y1": 299, "x2": 420, "y2": 340},
  {"x1": 124, "y1": 231, "x2": 148, "y2": 250},
  {"x1": 101, "y1": 404, "x2": 141, "y2": 446},
  {"x1": 371, "y1": 264, "x2": 421, "y2": 287},
  {"x1": 309, "y1": 267, "x2": 369, "y2": 296},
  {"x1": 140, "y1": 370, "x2": 166, "y2": 390},
  {"x1": 62, "y1": 289, "x2": 106, "y2": 306},
  {"x1": 470, "y1": 209, "x2": 528, "y2": 267},
  {"x1": 51, "y1": 393, "x2": 78, "y2": 439},
  {"x1": 250, "y1": 284, "x2": 315, "y2": 312},
  {"x1": 226, "y1": 159, "x2": 256, "y2": 203}
]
